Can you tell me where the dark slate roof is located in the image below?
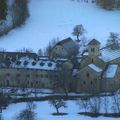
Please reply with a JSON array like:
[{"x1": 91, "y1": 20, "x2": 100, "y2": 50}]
[
  {"x1": 0, "y1": 52, "x2": 38, "y2": 59},
  {"x1": 56, "y1": 37, "x2": 73, "y2": 46},
  {"x1": 88, "y1": 39, "x2": 100, "y2": 45},
  {"x1": 56, "y1": 37, "x2": 79, "y2": 53}
]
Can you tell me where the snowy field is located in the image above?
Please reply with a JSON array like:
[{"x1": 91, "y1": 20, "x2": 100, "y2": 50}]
[
  {"x1": 2, "y1": 100, "x2": 120, "y2": 120},
  {"x1": 0, "y1": 0, "x2": 120, "y2": 51}
]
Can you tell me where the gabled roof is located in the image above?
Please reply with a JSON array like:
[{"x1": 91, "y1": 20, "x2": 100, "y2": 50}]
[
  {"x1": 55, "y1": 37, "x2": 79, "y2": 54},
  {"x1": 88, "y1": 39, "x2": 100, "y2": 45},
  {"x1": 88, "y1": 64, "x2": 103, "y2": 73},
  {"x1": 99, "y1": 47, "x2": 120, "y2": 62},
  {"x1": 103, "y1": 64, "x2": 118, "y2": 78},
  {"x1": 56, "y1": 37, "x2": 73, "y2": 45}
]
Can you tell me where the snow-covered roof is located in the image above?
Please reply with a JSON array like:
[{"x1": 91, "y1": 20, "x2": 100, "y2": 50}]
[
  {"x1": 100, "y1": 48, "x2": 120, "y2": 62},
  {"x1": 103, "y1": 64, "x2": 118, "y2": 78},
  {"x1": 83, "y1": 52, "x2": 88, "y2": 56},
  {"x1": 11, "y1": 57, "x2": 57, "y2": 71},
  {"x1": 88, "y1": 64, "x2": 102, "y2": 72}
]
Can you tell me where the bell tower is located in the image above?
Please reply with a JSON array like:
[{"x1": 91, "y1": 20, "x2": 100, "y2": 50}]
[{"x1": 88, "y1": 39, "x2": 100, "y2": 57}]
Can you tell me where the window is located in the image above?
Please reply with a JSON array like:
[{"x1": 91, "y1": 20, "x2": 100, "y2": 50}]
[
  {"x1": 6, "y1": 80, "x2": 9, "y2": 86},
  {"x1": 17, "y1": 68, "x2": 19, "y2": 71},
  {"x1": 41, "y1": 83, "x2": 45, "y2": 88},
  {"x1": 46, "y1": 75, "x2": 48, "y2": 78},
  {"x1": 26, "y1": 74, "x2": 30, "y2": 78},
  {"x1": 36, "y1": 81, "x2": 38, "y2": 84},
  {"x1": 36, "y1": 74, "x2": 38, "y2": 78},
  {"x1": 91, "y1": 48, "x2": 95, "y2": 52},
  {"x1": 40, "y1": 75, "x2": 43, "y2": 78},
  {"x1": 83, "y1": 81, "x2": 86, "y2": 85},
  {"x1": 27, "y1": 81, "x2": 29, "y2": 84},
  {"x1": 16, "y1": 74, "x2": 20, "y2": 77},
  {"x1": 86, "y1": 72, "x2": 89, "y2": 77},
  {"x1": 6, "y1": 73, "x2": 10, "y2": 76},
  {"x1": 91, "y1": 81, "x2": 93, "y2": 85},
  {"x1": 54, "y1": 75, "x2": 58, "y2": 78},
  {"x1": 17, "y1": 80, "x2": 20, "y2": 84},
  {"x1": 92, "y1": 58, "x2": 94, "y2": 63},
  {"x1": 31, "y1": 82, "x2": 33, "y2": 87}
]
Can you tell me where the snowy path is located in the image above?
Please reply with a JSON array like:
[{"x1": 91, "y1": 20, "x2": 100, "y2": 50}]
[{"x1": 0, "y1": 0, "x2": 120, "y2": 52}]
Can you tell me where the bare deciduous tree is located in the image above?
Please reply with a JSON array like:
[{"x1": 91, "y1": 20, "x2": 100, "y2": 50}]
[
  {"x1": 103, "y1": 95, "x2": 109, "y2": 114},
  {"x1": 38, "y1": 48, "x2": 43, "y2": 56},
  {"x1": 106, "y1": 32, "x2": 120, "y2": 50},
  {"x1": 72, "y1": 24, "x2": 85, "y2": 42},
  {"x1": 49, "y1": 99, "x2": 67, "y2": 114},
  {"x1": 17, "y1": 48, "x2": 34, "y2": 53},
  {"x1": 16, "y1": 102, "x2": 37, "y2": 120},
  {"x1": 76, "y1": 98, "x2": 89, "y2": 112},
  {"x1": 111, "y1": 91, "x2": 120, "y2": 113},
  {"x1": 44, "y1": 37, "x2": 59, "y2": 56},
  {"x1": 88, "y1": 96, "x2": 101, "y2": 114},
  {"x1": 53, "y1": 64, "x2": 72, "y2": 96}
]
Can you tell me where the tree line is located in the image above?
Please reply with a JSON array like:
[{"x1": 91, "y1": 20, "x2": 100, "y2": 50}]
[
  {"x1": 0, "y1": 0, "x2": 29, "y2": 36},
  {"x1": 96, "y1": 0, "x2": 120, "y2": 10}
]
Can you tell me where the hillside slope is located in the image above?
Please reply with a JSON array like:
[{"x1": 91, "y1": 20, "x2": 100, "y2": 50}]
[{"x1": 0, "y1": 0, "x2": 120, "y2": 52}]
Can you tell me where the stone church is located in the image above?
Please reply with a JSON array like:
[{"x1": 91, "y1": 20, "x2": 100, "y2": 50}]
[{"x1": 74, "y1": 39, "x2": 120, "y2": 93}]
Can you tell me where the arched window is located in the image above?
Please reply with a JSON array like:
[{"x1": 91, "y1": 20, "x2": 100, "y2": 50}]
[
  {"x1": 6, "y1": 80, "x2": 9, "y2": 86},
  {"x1": 91, "y1": 48, "x2": 95, "y2": 52},
  {"x1": 91, "y1": 81, "x2": 93, "y2": 85},
  {"x1": 92, "y1": 58, "x2": 94, "y2": 63}
]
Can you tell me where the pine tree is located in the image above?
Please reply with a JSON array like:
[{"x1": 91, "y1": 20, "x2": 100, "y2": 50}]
[
  {"x1": 12, "y1": 0, "x2": 29, "y2": 28},
  {"x1": 96, "y1": 0, "x2": 115, "y2": 10},
  {"x1": 116, "y1": 0, "x2": 120, "y2": 9},
  {"x1": 106, "y1": 32, "x2": 120, "y2": 50},
  {"x1": 0, "y1": 0, "x2": 7, "y2": 20}
]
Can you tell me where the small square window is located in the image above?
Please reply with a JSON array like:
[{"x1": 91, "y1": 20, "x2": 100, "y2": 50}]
[
  {"x1": 6, "y1": 73, "x2": 10, "y2": 76},
  {"x1": 83, "y1": 81, "x2": 86, "y2": 85},
  {"x1": 26, "y1": 74, "x2": 30, "y2": 78},
  {"x1": 16, "y1": 74, "x2": 20, "y2": 77},
  {"x1": 91, "y1": 81, "x2": 93, "y2": 85}
]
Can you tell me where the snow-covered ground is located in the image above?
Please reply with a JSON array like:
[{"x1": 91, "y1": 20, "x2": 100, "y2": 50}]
[
  {"x1": 1, "y1": 100, "x2": 120, "y2": 120},
  {"x1": 0, "y1": 0, "x2": 120, "y2": 52}
]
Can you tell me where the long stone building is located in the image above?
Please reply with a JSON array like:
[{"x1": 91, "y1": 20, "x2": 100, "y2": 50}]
[{"x1": 0, "y1": 38, "x2": 120, "y2": 94}]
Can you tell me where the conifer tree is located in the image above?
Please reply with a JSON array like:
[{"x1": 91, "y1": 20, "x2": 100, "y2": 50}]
[
  {"x1": 12, "y1": 0, "x2": 29, "y2": 28},
  {"x1": 0, "y1": 0, "x2": 7, "y2": 20},
  {"x1": 96, "y1": 0, "x2": 115, "y2": 10}
]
